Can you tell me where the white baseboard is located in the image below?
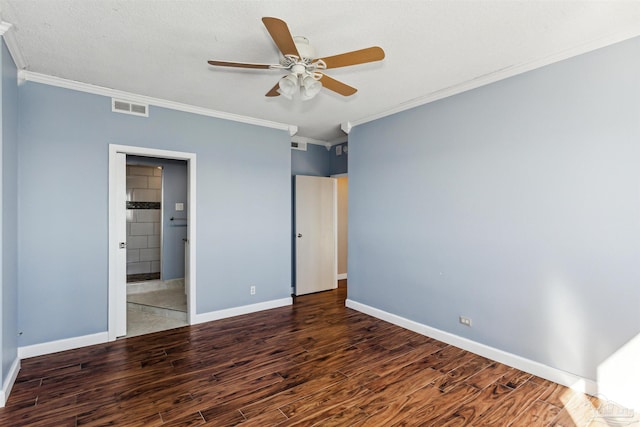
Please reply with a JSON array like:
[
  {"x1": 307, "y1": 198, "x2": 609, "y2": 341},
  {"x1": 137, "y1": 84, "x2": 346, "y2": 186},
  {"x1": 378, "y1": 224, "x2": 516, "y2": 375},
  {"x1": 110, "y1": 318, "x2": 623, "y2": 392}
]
[
  {"x1": 192, "y1": 297, "x2": 293, "y2": 325},
  {"x1": 345, "y1": 299, "x2": 598, "y2": 396},
  {"x1": 18, "y1": 298, "x2": 293, "y2": 359},
  {"x1": 337, "y1": 273, "x2": 347, "y2": 280},
  {"x1": 18, "y1": 332, "x2": 109, "y2": 360},
  {"x1": 0, "y1": 357, "x2": 20, "y2": 407}
]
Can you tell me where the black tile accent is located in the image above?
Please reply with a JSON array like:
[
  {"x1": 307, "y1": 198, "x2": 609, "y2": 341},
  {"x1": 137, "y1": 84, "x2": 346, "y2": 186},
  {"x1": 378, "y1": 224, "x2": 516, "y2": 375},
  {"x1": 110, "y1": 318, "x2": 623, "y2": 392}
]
[{"x1": 127, "y1": 201, "x2": 161, "y2": 210}]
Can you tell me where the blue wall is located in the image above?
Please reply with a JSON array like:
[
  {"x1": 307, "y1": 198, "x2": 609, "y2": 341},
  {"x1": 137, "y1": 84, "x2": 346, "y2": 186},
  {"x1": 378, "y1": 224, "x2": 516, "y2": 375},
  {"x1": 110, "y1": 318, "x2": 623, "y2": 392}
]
[
  {"x1": 160, "y1": 159, "x2": 188, "y2": 280},
  {"x1": 127, "y1": 156, "x2": 188, "y2": 280},
  {"x1": 291, "y1": 143, "x2": 331, "y2": 176},
  {"x1": 17, "y1": 82, "x2": 292, "y2": 346},
  {"x1": 1, "y1": 40, "x2": 19, "y2": 386},
  {"x1": 348, "y1": 37, "x2": 640, "y2": 381},
  {"x1": 329, "y1": 142, "x2": 348, "y2": 175}
]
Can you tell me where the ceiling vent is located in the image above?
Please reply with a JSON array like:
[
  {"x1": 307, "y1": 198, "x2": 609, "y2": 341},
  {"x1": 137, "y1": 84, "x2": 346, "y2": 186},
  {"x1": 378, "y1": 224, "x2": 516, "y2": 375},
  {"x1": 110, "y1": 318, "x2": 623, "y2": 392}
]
[
  {"x1": 112, "y1": 98, "x2": 149, "y2": 117},
  {"x1": 291, "y1": 141, "x2": 307, "y2": 151}
]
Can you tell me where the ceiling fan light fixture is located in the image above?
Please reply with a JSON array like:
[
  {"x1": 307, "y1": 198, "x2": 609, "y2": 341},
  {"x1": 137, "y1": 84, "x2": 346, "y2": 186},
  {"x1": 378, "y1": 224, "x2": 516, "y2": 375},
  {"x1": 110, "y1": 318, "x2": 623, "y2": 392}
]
[
  {"x1": 277, "y1": 74, "x2": 298, "y2": 99},
  {"x1": 301, "y1": 75, "x2": 322, "y2": 100}
]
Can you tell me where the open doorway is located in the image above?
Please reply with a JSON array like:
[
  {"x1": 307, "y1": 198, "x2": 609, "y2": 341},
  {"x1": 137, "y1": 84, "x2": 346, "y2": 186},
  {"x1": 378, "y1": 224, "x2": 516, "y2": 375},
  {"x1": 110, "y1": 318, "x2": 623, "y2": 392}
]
[
  {"x1": 108, "y1": 144, "x2": 197, "y2": 341},
  {"x1": 124, "y1": 158, "x2": 188, "y2": 337},
  {"x1": 293, "y1": 174, "x2": 348, "y2": 296}
]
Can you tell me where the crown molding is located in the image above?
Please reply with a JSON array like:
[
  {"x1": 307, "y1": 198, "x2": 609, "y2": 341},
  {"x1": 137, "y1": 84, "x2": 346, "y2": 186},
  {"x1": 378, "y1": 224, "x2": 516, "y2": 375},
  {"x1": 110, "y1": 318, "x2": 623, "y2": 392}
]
[
  {"x1": 0, "y1": 21, "x2": 27, "y2": 70},
  {"x1": 18, "y1": 70, "x2": 298, "y2": 135},
  {"x1": 343, "y1": 27, "x2": 640, "y2": 134}
]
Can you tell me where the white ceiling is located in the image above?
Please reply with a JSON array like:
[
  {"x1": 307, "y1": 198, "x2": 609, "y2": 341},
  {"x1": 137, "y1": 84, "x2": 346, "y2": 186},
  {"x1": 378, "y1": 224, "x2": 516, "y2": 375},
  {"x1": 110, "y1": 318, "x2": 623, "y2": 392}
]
[{"x1": 1, "y1": 1, "x2": 640, "y2": 142}]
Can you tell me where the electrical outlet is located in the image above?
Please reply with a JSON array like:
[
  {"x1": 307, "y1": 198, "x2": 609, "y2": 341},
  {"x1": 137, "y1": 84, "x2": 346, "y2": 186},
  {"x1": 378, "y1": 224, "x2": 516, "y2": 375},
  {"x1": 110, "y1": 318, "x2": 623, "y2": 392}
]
[
  {"x1": 459, "y1": 316, "x2": 472, "y2": 327},
  {"x1": 250, "y1": 285, "x2": 256, "y2": 295}
]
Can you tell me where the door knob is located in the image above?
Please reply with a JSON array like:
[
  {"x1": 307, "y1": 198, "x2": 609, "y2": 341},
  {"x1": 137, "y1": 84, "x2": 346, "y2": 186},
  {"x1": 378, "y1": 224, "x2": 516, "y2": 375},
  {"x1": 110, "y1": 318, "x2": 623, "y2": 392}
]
[{"x1": 297, "y1": 233, "x2": 302, "y2": 238}]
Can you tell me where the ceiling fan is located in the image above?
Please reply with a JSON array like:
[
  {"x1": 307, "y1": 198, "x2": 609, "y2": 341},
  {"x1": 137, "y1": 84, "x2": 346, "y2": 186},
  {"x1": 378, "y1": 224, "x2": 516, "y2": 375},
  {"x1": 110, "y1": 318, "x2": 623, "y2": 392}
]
[{"x1": 207, "y1": 17, "x2": 385, "y2": 100}]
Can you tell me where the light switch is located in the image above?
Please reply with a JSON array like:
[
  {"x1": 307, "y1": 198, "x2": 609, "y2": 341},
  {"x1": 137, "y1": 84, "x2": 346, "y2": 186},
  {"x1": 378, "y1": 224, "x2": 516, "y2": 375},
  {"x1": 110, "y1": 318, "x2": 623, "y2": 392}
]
[{"x1": 175, "y1": 203, "x2": 184, "y2": 211}]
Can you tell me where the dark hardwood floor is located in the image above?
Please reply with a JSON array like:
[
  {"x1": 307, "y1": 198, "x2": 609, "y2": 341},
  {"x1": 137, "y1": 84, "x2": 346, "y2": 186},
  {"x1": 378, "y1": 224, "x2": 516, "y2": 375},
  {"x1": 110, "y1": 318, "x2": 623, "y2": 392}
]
[{"x1": 0, "y1": 282, "x2": 626, "y2": 426}]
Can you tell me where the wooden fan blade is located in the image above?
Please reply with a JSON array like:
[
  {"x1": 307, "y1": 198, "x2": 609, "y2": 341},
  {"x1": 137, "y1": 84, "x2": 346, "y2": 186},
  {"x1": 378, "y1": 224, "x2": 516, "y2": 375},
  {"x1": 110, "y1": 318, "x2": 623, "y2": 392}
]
[
  {"x1": 262, "y1": 17, "x2": 300, "y2": 57},
  {"x1": 208, "y1": 60, "x2": 272, "y2": 69},
  {"x1": 319, "y1": 74, "x2": 357, "y2": 96},
  {"x1": 266, "y1": 82, "x2": 281, "y2": 97},
  {"x1": 318, "y1": 46, "x2": 385, "y2": 69}
]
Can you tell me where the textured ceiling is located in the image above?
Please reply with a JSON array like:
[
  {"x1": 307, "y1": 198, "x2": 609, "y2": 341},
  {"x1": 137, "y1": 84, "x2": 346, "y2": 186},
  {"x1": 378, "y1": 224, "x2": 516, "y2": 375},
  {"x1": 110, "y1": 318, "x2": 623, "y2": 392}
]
[{"x1": 2, "y1": 1, "x2": 640, "y2": 142}]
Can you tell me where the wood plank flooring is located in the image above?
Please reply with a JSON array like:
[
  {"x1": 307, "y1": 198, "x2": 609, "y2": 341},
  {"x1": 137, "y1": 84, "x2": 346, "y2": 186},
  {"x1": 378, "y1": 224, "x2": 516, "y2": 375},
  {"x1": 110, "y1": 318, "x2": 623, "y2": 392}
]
[{"x1": 1, "y1": 282, "x2": 631, "y2": 426}]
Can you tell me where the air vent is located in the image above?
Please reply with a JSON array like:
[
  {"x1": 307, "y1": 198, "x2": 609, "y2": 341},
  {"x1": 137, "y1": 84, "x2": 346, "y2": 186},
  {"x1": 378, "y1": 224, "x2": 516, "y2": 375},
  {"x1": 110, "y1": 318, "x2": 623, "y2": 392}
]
[
  {"x1": 291, "y1": 141, "x2": 307, "y2": 151},
  {"x1": 112, "y1": 98, "x2": 149, "y2": 117}
]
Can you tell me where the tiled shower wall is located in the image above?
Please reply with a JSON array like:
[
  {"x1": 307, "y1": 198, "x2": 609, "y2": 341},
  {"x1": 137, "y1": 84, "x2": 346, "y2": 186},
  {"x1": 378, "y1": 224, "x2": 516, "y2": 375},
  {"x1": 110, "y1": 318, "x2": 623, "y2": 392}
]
[{"x1": 126, "y1": 165, "x2": 162, "y2": 278}]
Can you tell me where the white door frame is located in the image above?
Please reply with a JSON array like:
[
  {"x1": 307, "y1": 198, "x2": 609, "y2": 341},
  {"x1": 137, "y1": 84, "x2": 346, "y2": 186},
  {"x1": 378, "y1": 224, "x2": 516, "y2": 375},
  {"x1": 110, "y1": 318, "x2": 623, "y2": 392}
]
[
  {"x1": 331, "y1": 173, "x2": 347, "y2": 281},
  {"x1": 108, "y1": 144, "x2": 197, "y2": 340}
]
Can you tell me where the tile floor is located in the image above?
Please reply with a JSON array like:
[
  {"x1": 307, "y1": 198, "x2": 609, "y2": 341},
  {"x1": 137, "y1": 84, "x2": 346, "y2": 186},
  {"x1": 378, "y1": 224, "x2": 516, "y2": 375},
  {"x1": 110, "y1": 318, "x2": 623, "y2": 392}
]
[{"x1": 125, "y1": 280, "x2": 188, "y2": 338}]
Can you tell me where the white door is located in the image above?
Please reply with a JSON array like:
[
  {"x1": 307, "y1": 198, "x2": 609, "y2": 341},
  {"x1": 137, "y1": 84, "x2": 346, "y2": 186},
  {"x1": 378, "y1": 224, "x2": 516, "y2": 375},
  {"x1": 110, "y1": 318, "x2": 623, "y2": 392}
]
[
  {"x1": 295, "y1": 175, "x2": 337, "y2": 296},
  {"x1": 111, "y1": 152, "x2": 128, "y2": 337}
]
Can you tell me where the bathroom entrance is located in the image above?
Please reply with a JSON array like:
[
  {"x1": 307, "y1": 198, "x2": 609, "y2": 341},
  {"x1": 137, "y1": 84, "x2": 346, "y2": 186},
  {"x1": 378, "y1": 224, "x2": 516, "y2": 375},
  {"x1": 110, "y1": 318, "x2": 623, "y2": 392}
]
[
  {"x1": 108, "y1": 144, "x2": 197, "y2": 340},
  {"x1": 124, "y1": 157, "x2": 188, "y2": 336}
]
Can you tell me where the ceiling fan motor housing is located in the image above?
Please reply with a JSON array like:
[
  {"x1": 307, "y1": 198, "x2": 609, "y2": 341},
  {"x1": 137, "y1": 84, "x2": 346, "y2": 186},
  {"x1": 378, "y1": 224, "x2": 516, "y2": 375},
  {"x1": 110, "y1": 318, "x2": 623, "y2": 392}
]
[
  {"x1": 279, "y1": 36, "x2": 324, "y2": 79},
  {"x1": 293, "y1": 36, "x2": 315, "y2": 60}
]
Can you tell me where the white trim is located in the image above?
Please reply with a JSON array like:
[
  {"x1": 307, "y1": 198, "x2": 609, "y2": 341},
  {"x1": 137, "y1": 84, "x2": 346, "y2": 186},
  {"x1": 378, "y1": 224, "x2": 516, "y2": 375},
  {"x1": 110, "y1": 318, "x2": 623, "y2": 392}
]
[
  {"x1": 18, "y1": 332, "x2": 109, "y2": 360},
  {"x1": 333, "y1": 178, "x2": 339, "y2": 285},
  {"x1": 18, "y1": 71, "x2": 297, "y2": 135},
  {"x1": 109, "y1": 150, "x2": 127, "y2": 337},
  {"x1": 0, "y1": 21, "x2": 27, "y2": 70},
  {"x1": 108, "y1": 144, "x2": 197, "y2": 340},
  {"x1": 0, "y1": 16, "x2": 3, "y2": 406},
  {"x1": 337, "y1": 273, "x2": 347, "y2": 280},
  {"x1": 192, "y1": 297, "x2": 292, "y2": 325},
  {"x1": 187, "y1": 156, "x2": 196, "y2": 325},
  {"x1": 342, "y1": 27, "x2": 640, "y2": 135},
  {"x1": 0, "y1": 357, "x2": 20, "y2": 407},
  {"x1": 345, "y1": 299, "x2": 599, "y2": 396}
]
